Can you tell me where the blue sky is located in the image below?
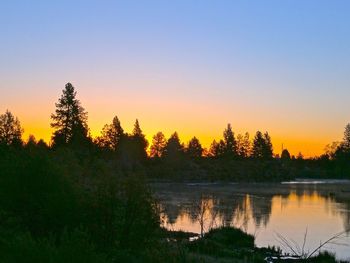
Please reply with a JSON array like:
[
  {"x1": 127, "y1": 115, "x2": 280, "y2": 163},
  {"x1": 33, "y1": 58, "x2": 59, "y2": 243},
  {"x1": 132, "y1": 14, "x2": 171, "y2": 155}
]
[{"x1": 1, "y1": 0, "x2": 350, "y2": 156}]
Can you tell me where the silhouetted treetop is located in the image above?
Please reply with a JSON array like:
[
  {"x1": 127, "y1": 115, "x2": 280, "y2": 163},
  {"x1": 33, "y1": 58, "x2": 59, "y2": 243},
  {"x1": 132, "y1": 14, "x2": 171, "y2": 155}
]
[
  {"x1": 209, "y1": 139, "x2": 226, "y2": 158},
  {"x1": 131, "y1": 119, "x2": 148, "y2": 146},
  {"x1": 26, "y1": 134, "x2": 37, "y2": 147},
  {"x1": 223, "y1": 123, "x2": 238, "y2": 157},
  {"x1": 150, "y1": 132, "x2": 166, "y2": 158},
  {"x1": 132, "y1": 119, "x2": 143, "y2": 137},
  {"x1": 50, "y1": 83, "x2": 88, "y2": 147},
  {"x1": 163, "y1": 132, "x2": 184, "y2": 158},
  {"x1": 186, "y1": 136, "x2": 203, "y2": 158},
  {"x1": 0, "y1": 110, "x2": 23, "y2": 146},
  {"x1": 281, "y1": 149, "x2": 291, "y2": 160},
  {"x1": 237, "y1": 132, "x2": 251, "y2": 158},
  {"x1": 252, "y1": 131, "x2": 273, "y2": 159},
  {"x1": 331, "y1": 123, "x2": 350, "y2": 160},
  {"x1": 96, "y1": 115, "x2": 124, "y2": 151},
  {"x1": 343, "y1": 123, "x2": 350, "y2": 149},
  {"x1": 296, "y1": 152, "x2": 304, "y2": 160},
  {"x1": 208, "y1": 140, "x2": 219, "y2": 157},
  {"x1": 263, "y1": 132, "x2": 273, "y2": 158},
  {"x1": 128, "y1": 119, "x2": 149, "y2": 160}
]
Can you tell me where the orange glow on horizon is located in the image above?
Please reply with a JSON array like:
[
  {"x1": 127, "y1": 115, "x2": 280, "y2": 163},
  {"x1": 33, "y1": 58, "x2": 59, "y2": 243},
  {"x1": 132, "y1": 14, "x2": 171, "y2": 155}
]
[
  {"x1": 4, "y1": 87, "x2": 343, "y2": 158},
  {"x1": 18, "y1": 117, "x2": 335, "y2": 158}
]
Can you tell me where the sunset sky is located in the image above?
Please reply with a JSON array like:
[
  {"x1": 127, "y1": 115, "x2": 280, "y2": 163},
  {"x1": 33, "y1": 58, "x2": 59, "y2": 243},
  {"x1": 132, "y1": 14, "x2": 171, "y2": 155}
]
[{"x1": 1, "y1": 1, "x2": 350, "y2": 157}]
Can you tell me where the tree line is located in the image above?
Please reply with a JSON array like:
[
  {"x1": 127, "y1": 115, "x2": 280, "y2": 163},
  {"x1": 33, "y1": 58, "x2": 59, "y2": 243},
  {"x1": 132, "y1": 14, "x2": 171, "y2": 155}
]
[
  {"x1": 1, "y1": 83, "x2": 348, "y2": 263},
  {"x1": 2, "y1": 82, "x2": 350, "y2": 163},
  {"x1": 1, "y1": 83, "x2": 275, "y2": 160}
]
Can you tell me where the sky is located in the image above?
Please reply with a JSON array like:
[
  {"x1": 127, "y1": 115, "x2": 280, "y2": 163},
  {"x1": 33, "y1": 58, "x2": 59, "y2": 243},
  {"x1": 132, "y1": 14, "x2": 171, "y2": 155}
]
[{"x1": 1, "y1": 0, "x2": 350, "y2": 157}]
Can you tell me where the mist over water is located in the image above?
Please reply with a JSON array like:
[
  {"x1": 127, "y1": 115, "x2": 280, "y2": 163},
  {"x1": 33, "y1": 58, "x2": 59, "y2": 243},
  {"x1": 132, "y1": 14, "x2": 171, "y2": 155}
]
[{"x1": 154, "y1": 182, "x2": 350, "y2": 261}]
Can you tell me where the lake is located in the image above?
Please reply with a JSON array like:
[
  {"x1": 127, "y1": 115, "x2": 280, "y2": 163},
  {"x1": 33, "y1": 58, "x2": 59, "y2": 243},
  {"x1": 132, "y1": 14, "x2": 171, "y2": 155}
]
[{"x1": 153, "y1": 181, "x2": 350, "y2": 261}]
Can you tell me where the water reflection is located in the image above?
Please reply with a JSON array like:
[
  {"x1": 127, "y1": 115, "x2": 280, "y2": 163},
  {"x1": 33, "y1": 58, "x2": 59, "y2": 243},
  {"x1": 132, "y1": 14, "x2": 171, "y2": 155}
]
[{"x1": 156, "y1": 183, "x2": 350, "y2": 260}]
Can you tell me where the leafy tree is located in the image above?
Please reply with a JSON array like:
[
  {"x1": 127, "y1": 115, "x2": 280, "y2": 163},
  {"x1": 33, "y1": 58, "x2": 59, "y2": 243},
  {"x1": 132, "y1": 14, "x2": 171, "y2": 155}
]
[
  {"x1": 0, "y1": 110, "x2": 23, "y2": 146},
  {"x1": 50, "y1": 83, "x2": 88, "y2": 147},
  {"x1": 132, "y1": 119, "x2": 144, "y2": 138},
  {"x1": 150, "y1": 132, "x2": 166, "y2": 158},
  {"x1": 163, "y1": 132, "x2": 184, "y2": 158},
  {"x1": 281, "y1": 149, "x2": 291, "y2": 160},
  {"x1": 237, "y1": 132, "x2": 251, "y2": 158},
  {"x1": 223, "y1": 123, "x2": 237, "y2": 157},
  {"x1": 96, "y1": 116, "x2": 124, "y2": 151},
  {"x1": 186, "y1": 136, "x2": 203, "y2": 158}
]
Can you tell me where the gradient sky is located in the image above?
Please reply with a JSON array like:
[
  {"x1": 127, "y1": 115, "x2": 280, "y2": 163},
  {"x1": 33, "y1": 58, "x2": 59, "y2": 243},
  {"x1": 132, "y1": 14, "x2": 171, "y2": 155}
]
[{"x1": 1, "y1": 0, "x2": 350, "y2": 157}]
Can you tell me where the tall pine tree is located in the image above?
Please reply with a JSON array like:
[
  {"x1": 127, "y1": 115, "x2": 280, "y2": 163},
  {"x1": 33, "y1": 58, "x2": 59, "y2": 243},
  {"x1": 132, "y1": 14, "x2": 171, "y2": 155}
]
[
  {"x1": 131, "y1": 119, "x2": 148, "y2": 160},
  {"x1": 51, "y1": 83, "x2": 88, "y2": 147},
  {"x1": 223, "y1": 123, "x2": 238, "y2": 157}
]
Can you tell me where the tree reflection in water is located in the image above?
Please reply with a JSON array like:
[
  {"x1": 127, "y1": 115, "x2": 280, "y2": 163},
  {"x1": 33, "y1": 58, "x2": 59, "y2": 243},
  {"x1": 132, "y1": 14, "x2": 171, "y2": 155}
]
[{"x1": 156, "y1": 183, "x2": 350, "y2": 260}]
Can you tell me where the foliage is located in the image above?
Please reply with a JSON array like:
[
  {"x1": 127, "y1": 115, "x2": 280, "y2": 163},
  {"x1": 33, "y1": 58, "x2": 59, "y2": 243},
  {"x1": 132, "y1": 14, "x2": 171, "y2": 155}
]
[
  {"x1": 252, "y1": 131, "x2": 273, "y2": 159},
  {"x1": 237, "y1": 132, "x2": 251, "y2": 158},
  {"x1": 186, "y1": 136, "x2": 203, "y2": 158},
  {"x1": 0, "y1": 229, "x2": 107, "y2": 263},
  {"x1": 2, "y1": 84, "x2": 350, "y2": 263},
  {"x1": 223, "y1": 123, "x2": 238, "y2": 157},
  {"x1": 95, "y1": 116, "x2": 124, "y2": 151},
  {"x1": 163, "y1": 132, "x2": 184, "y2": 160},
  {"x1": 150, "y1": 131, "x2": 166, "y2": 158},
  {"x1": 281, "y1": 149, "x2": 291, "y2": 160},
  {"x1": 51, "y1": 83, "x2": 89, "y2": 147},
  {"x1": 0, "y1": 110, "x2": 23, "y2": 146}
]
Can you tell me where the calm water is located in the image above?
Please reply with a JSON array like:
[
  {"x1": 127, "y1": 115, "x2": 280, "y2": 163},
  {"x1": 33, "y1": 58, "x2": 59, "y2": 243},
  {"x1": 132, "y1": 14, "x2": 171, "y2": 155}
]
[{"x1": 153, "y1": 182, "x2": 350, "y2": 261}]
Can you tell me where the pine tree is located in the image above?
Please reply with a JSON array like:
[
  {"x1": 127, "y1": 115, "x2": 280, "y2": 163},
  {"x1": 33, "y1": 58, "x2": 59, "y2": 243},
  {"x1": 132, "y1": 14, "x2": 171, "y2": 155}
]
[
  {"x1": 209, "y1": 140, "x2": 219, "y2": 157},
  {"x1": 223, "y1": 123, "x2": 237, "y2": 157},
  {"x1": 163, "y1": 132, "x2": 183, "y2": 158},
  {"x1": 281, "y1": 149, "x2": 291, "y2": 160},
  {"x1": 50, "y1": 83, "x2": 88, "y2": 147},
  {"x1": 252, "y1": 131, "x2": 273, "y2": 159},
  {"x1": 237, "y1": 132, "x2": 251, "y2": 158},
  {"x1": 186, "y1": 136, "x2": 203, "y2": 158},
  {"x1": 0, "y1": 110, "x2": 23, "y2": 146},
  {"x1": 263, "y1": 132, "x2": 273, "y2": 159},
  {"x1": 209, "y1": 139, "x2": 225, "y2": 157},
  {"x1": 150, "y1": 132, "x2": 166, "y2": 158},
  {"x1": 343, "y1": 123, "x2": 350, "y2": 149},
  {"x1": 25, "y1": 134, "x2": 37, "y2": 148},
  {"x1": 131, "y1": 119, "x2": 148, "y2": 159},
  {"x1": 252, "y1": 131, "x2": 265, "y2": 159},
  {"x1": 96, "y1": 116, "x2": 124, "y2": 150},
  {"x1": 296, "y1": 152, "x2": 304, "y2": 160}
]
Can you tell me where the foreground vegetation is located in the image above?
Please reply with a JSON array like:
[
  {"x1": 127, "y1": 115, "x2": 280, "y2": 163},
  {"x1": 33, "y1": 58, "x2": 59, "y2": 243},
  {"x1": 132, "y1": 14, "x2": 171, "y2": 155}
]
[
  {"x1": 1, "y1": 83, "x2": 350, "y2": 183},
  {"x1": 1, "y1": 83, "x2": 350, "y2": 262},
  {"x1": 0, "y1": 143, "x2": 348, "y2": 262}
]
